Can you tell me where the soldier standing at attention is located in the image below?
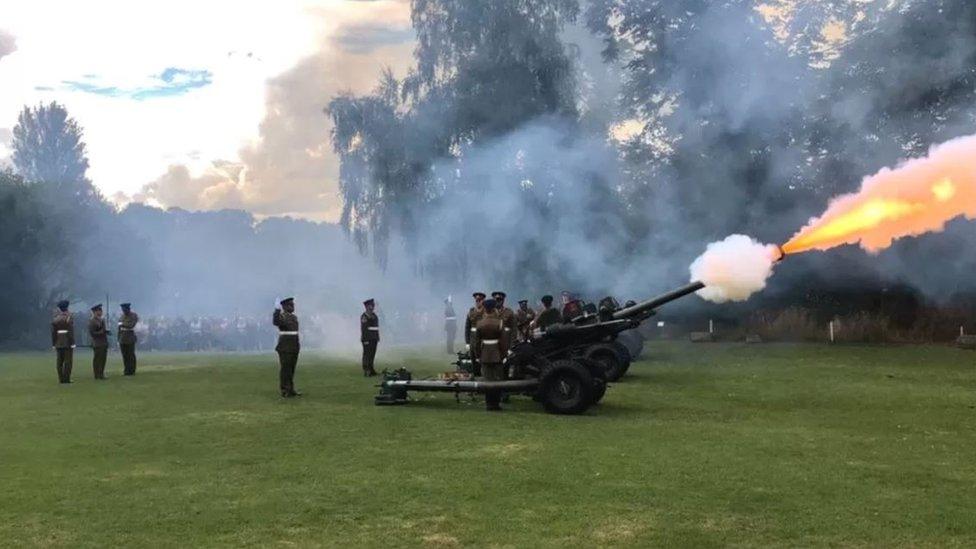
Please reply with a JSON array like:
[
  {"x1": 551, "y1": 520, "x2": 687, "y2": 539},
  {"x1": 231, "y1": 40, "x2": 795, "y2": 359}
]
[
  {"x1": 474, "y1": 299, "x2": 508, "y2": 411},
  {"x1": 88, "y1": 304, "x2": 109, "y2": 379},
  {"x1": 443, "y1": 296, "x2": 457, "y2": 354},
  {"x1": 118, "y1": 303, "x2": 140, "y2": 376},
  {"x1": 360, "y1": 298, "x2": 380, "y2": 376},
  {"x1": 51, "y1": 300, "x2": 75, "y2": 384},
  {"x1": 515, "y1": 299, "x2": 536, "y2": 342},
  {"x1": 273, "y1": 297, "x2": 302, "y2": 397},
  {"x1": 532, "y1": 295, "x2": 561, "y2": 333},
  {"x1": 491, "y1": 291, "x2": 518, "y2": 348},
  {"x1": 464, "y1": 292, "x2": 486, "y2": 351}
]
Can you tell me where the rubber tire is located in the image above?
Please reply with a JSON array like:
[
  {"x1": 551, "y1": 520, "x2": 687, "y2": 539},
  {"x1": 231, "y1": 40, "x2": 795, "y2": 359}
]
[
  {"x1": 611, "y1": 341, "x2": 633, "y2": 376},
  {"x1": 586, "y1": 344, "x2": 629, "y2": 382},
  {"x1": 576, "y1": 357, "x2": 607, "y2": 404},
  {"x1": 618, "y1": 329, "x2": 644, "y2": 359},
  {"x1": 538, "y1": 359, "x2": 595, "y2": 415}
]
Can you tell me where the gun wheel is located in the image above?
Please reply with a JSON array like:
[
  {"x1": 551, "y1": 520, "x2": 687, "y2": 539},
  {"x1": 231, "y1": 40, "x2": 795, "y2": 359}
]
[{"x1": 538, "y1": 359, "x2": 595, "y2": 415}]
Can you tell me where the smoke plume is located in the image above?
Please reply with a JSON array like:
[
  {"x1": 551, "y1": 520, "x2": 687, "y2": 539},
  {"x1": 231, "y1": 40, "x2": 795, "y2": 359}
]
[
  {"x1": 0, "y1": 30, "x2": 15, "y2": 61},
  {"x1": 690, "y1": 234, "x2": 780, "y2": 303}
]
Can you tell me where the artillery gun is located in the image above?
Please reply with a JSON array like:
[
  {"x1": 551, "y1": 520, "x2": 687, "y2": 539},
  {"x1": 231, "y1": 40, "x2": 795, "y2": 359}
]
[{"x1": 375, "y1": 281, "x2": 705, "y2": 415}]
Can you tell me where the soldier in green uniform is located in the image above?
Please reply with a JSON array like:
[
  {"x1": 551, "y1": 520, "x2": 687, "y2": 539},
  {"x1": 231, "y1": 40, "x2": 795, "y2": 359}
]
[
  {"x1": 360, "y1": 298, "x2": 380, "y2": 377},
  {"x1": 443, "y1": 296, "x2": 457, "y2": 354},
  {"x1": 118, "y1": 303, "x2": 139, "y2": 375},
  {"x1": 532, "y1": 295, "x2": 561, "y2": 333},
  {"x1": 88, "y1": 303, "x2": 109, "y2": 379},
  {"x1": 464, "y1": 292, "x2": 486, "y2": 351},
  {"x1": 515, "y1": 299, "x2": 536, "y2": 342},
  {"x1": 491, "y1": 291, "x2": 517, "y2": 349},
  {"x1": 51, "y1": 300, "x2": 75, "y2": 384},
  {"x1": 273, "y1": 297, "x2": 301, "y2": 397},
  {"x1": 474, "y1": 299, "x2": 508, "y2": 411}
]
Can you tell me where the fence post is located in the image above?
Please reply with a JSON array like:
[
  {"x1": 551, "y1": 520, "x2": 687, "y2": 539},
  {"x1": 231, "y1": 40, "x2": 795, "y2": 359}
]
[
  {"x1": 709, "y1": 319, "x2": 714, "y2": 334},
  {"x1": 829, "y1": 321, "x2": 835, "y2": 343}
]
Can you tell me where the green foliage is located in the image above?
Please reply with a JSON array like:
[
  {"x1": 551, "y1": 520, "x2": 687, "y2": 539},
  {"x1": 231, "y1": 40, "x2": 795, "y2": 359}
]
[{"x1": 1, "y1": 344, "x2": 974, "y2": 545}]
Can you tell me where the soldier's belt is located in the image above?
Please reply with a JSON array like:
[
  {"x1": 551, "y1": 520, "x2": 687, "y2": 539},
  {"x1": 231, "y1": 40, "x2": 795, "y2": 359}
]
[
  {"x1": 470, "y1": 328, "x2": 477, "y2": 333},
  {"x1": 368, "y1": 327, "x2": 379, "y2": 331},
  {"x1": 56, "y1": 330, "x2": 69, "y2": 334},
  {"x1": 278, "y1": 331, "x2": 299, "y2": 336},
  {"x1": 481, "y1": 339, "x2": 499, "y2": 345}
]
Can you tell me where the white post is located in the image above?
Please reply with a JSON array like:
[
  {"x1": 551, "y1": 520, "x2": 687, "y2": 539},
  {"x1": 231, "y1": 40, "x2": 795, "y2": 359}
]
[
  {"x1": 829, "y1": 321, "x2": 835, "y2": 343},
  {"x1": 709, "y1": 319, "x2": 714, "y2": 334}
]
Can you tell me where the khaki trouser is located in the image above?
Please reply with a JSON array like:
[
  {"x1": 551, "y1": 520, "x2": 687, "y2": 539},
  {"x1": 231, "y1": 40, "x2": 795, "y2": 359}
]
[
  {"x1": 362, "y1": 341, "x2": 378, "y2": 373},
  {"x1": 92, "y1": 346, "x2": 107, "y2": 378},
  {"x1": 120, "y1": 344, "x2": 137, "y2": 375},
  {"x1": 482, "y1": 362, "x2": 505, "y2": 409},
  {"x1": 56, "y1": 348, "x2": 73, "y2": 383},
  {"x1": 278, "y1": 351, "x2": 299, "y2": 394}
]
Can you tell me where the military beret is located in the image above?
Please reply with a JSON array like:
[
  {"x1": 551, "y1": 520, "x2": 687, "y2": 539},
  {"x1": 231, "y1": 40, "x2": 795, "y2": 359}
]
[
  {"x1": 363, "y1": 298, "x2": 375, "y2": 307},
  {"x1": 90, "y1": 303, "x2": 103, "y2": 311},
  {"x1": 491, "y1": 291, "x2": 506, "y2": 299},
  {"x1": 483, "y1": 298, "x2": 497, "y2": 311},
  {"x1": 473, "y1": 292, "x2": 486, "y2": 299},
  {"x1": 541, "y1": 295, "x2": 554, "y2": 305},
  {"x1": 57, "y1": 300, "x2": 69, "y2": 311},
  {"x1": 518, "y1": 299, "x2": 528, "y2": 304},
  {"x1": 279, "y1": 297, "x2": 294, "y2": 306},
  {"x1": 120, "y1": 302, "x2": 132, "y2": 308}
]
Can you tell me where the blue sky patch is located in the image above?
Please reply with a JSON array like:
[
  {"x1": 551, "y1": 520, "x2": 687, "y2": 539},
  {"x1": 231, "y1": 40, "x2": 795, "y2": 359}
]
[{"x1": 61, "y1": 67, "x2": 212, "y2": 100}]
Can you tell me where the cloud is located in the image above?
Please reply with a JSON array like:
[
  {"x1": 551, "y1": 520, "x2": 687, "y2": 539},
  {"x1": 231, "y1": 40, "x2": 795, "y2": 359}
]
[
  {"x1": 61, "y1": 68, "x2": 212, "y2": 100},
  {"x1": 133, "y1": 1, "x2": 415, "y2": 221},
  {"x1": 0, "y1": 29, "x2": 14, "y2": 61}
]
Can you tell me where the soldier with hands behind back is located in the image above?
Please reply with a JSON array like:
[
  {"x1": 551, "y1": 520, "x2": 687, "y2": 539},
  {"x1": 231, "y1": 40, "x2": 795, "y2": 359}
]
[{"x1": 474, "y1": 298, "x2": 508, "y2": 411}]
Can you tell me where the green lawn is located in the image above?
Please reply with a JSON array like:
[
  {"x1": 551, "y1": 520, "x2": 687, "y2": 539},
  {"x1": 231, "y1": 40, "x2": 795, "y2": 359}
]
[{"x1": 1, "y1": 343, "x2": 974, "y2": 548}]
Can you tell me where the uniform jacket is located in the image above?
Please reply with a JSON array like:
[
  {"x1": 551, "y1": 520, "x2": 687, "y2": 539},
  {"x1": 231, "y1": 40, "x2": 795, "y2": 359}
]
[
  {"x1": 88, "y1": 316, "x2": 109, "y2": 348},
  {"x1": 444, "y1": 304, "x2": 457, "y2": 332},
  {"x1": 51, "y1": 311, "x2": 75, "y2": 349},
  {"x1": 515, "y1": 307, "x2": 536, "y2": 338},
  {"x1": 361, "y1": 311, "x2": 380, "y2": 342},
  {"x1": 273, "y1": 309, "x2": 300, "y2": 353},
  {"x1": 535, "y1": 307, "x2": 561, "y2": 331},
  {"x1": 118, "y1": 311, "x2": 139, "y2": 345},
  {"x1": 464, "y1": 306, "x2": 484, "y2": 344},
  {"x1": 498, "y1": 306, "x2": 517, "y2": 345},
  {"x1": 474, "y1": 313, "x2": 508, "y2": 364}
]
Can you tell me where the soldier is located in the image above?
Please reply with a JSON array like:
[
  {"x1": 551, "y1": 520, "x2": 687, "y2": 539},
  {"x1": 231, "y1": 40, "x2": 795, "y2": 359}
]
[
  {"x1": 561, "y1": 291, "x2": 583, "y2": 324},
  {"x1": 443, "y1": 296, "x2": 457, "y2": 354},
  {"x1": 464, "y1": 292, "x2": 486, "y2": 351},
  {"x1": 532, "y1": 294, "x2": 561, "y2": 333},
  {"x1": 491, "y1": 291, "x2": 517, "y2": 348},
  {"x1": 273, "y1": 297, "x2": 301, "y2": 397},
  {"x1": 51, "y1": 300, "x2": 75, "y2": 384},
  {"x1": 515, "y1": 299, "x2": 536, "y2": 342},
  {"x1": 361, "y1": 298, "x2": 380, "y2": 377},
  {"x1": 88, "y1": 304, "x2": 109, "y2": 379},
  {"x1": 118, "y1": 303, "x2": 140, "y2": 375},
  {"x1": 474, "y1": 298, "x2": 508, "y2": 411}
]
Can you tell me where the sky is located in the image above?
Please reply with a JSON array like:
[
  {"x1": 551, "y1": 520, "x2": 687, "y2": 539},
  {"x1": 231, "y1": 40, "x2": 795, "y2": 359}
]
[{"x1": 0, "y1": 0, "x2": 414, "y2": 221}]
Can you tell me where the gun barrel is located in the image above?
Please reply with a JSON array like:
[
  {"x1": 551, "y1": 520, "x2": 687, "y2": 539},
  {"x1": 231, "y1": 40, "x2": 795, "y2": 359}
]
[{"x1": 612, "y1": 281, "x2": 705, "y2": 320}]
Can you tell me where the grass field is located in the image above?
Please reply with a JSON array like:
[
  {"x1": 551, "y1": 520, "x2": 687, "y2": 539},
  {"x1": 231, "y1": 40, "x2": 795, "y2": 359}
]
[{"x1": 1, "y1": 342, "x2": 974, "y2": 547}]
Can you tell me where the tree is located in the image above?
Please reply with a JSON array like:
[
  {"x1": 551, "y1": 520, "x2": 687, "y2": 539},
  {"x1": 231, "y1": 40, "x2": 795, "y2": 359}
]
[{"x1": 12, "y1": 102, "x2": 101, "y2": 206}]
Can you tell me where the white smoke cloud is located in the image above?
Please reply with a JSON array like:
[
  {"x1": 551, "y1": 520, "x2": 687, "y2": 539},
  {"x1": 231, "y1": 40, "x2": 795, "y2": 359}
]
[
  {"x1": 0, "y1": 29, "x2": 15, "y2": 61},
  {"x1": 690, "y1": 234, "x2": 780, "y2": 303}
]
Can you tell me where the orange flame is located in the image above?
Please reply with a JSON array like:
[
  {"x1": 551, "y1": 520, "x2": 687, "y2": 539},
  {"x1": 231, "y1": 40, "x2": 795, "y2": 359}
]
[{"x1": 782, "y1": 135, "x2": 976, "y2": 255}]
